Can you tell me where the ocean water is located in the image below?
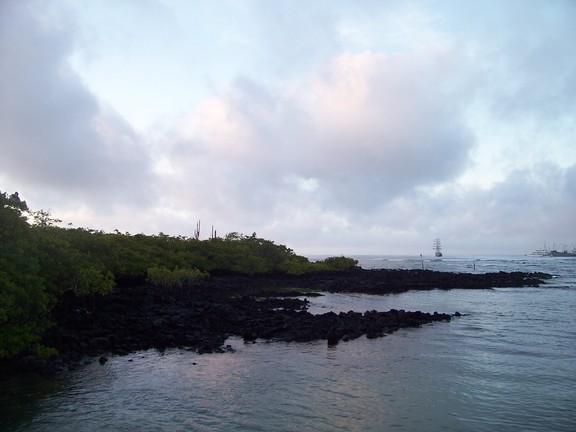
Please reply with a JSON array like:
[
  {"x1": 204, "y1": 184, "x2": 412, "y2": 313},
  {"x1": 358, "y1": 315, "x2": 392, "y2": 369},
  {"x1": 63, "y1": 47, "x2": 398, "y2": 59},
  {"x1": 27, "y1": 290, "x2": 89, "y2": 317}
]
[{"x1": 1, "y1": 256, "x2": 575, "y2": 431}]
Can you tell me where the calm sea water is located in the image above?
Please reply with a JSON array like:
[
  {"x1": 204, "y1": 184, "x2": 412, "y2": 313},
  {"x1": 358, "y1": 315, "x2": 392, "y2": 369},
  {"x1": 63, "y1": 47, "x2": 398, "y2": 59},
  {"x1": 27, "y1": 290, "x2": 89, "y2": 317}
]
[{"x1": 2, "y1": 256, "x2": 575, "y2": 431}]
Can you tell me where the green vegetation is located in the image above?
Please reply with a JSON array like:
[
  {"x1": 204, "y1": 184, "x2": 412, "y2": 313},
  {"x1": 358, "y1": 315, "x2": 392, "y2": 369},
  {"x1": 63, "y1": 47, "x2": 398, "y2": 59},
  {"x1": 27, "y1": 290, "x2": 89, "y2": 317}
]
[
  {"x1": 147, "y1": 266, "x2": 209, "y2": 290},
  {"x1": 0, "y1": 192, "x2": 55, "y2": 357},
  {"x1": 0, "y1": 190, "x2": 358, "y2": 358},
  {"x1": 314, "y1": 256, "x2": 359, "y2": 271}
]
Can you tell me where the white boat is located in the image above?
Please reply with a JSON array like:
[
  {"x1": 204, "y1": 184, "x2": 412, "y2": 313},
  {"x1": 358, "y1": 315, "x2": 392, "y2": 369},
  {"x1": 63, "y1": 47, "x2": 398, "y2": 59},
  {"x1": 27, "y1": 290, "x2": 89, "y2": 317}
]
[
  {"x1": 433, "y1": 238, "x2": 443, "y2": 257},
  {"x1": 528, "y1": 248, "x2": 550, "y2": 257}
]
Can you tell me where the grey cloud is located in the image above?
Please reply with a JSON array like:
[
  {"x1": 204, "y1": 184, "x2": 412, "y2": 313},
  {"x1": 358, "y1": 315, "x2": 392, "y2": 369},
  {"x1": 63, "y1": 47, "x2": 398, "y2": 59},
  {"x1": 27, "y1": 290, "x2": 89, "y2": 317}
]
[
  {"x1": 0, "y1": 1, "x2": 153, "y2": 206},
  {"x1": 564, "y1": 164, "x2": 576, "y2": 200},
  {"x1": 415, "y1": 163, "x2": 576, "y2": 254},
  {"x1": 291, "y1": 162, "x2": 576, "y2": 256},
  {"x1": 295, "y1": 55, "x2": 474, "y2": 210},
  {"x1": 167, "y1": 47, "x2": 476, "y2": 224}
]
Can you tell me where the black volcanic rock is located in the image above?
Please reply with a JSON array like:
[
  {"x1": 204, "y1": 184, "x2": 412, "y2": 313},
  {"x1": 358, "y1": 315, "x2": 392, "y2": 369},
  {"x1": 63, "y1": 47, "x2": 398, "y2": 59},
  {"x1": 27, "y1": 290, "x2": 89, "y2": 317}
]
[{"x1": 23, "y1": 268, "x2": 550, "y2": 373}]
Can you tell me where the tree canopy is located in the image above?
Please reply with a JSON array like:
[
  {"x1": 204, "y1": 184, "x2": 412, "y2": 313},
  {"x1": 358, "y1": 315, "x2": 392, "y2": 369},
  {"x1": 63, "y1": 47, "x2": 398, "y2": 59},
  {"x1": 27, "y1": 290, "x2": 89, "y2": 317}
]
[{"x1": 0, "y1": 190, "x2": 358, "y2": 358}]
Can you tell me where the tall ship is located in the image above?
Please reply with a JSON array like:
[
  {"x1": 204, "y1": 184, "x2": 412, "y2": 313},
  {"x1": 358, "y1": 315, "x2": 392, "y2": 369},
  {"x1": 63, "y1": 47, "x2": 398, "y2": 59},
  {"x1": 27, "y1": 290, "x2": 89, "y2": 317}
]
[{"x1": 433, "y1": 238, "x2": 443, "y2": 257}]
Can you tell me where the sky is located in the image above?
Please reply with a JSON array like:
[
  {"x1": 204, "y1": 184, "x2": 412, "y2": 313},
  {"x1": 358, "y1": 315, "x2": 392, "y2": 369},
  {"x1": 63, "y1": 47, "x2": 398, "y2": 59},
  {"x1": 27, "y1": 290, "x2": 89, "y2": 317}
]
[{"x1": 1, "y1": 0, "x2": 575, "y2": 256}]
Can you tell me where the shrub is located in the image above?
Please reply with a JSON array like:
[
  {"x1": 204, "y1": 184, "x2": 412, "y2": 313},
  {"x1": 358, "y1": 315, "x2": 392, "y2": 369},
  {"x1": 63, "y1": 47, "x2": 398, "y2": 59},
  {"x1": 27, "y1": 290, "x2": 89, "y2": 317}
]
[
  {"x1": 71, "y1": 266, "x2": 115, "y2": 297},
  {"x1": 316, "y1": 256, "x2": 359, "y2": 271},
  {"x1": 147, "y1": 266, "x2": 209, "y2": 289}
]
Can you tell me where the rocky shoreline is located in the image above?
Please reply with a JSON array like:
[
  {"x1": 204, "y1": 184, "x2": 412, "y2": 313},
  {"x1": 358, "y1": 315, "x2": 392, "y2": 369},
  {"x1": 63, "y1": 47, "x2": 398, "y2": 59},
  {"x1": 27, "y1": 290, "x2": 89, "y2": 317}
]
[{"x1": 18, "y1": 268, "x2": 551, "y2": 373}]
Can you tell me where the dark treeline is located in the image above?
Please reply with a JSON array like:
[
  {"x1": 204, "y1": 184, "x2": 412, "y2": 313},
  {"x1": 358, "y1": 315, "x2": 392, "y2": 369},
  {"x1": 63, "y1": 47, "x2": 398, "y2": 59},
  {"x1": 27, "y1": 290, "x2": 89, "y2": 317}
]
[{"x1": 0, "y1": 190, "x2": 357, "y2": 359}]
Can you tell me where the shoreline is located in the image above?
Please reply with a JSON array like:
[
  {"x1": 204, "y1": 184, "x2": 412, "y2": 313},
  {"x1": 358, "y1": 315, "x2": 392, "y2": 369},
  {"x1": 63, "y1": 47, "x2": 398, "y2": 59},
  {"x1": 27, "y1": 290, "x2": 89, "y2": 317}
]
[{"x1": 12, "y1": 268, "x2": 552, "y2": 374}]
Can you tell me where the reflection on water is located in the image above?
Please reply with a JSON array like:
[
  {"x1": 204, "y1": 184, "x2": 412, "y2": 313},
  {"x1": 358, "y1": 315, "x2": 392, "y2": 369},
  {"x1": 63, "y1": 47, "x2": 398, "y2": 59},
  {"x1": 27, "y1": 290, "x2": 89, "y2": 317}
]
[
  {"x1": 2, "y1": 256, "x2": 576, "y2": 431},
  {"x1": 0, "y1": 366, "x2": 65, "y2": 432}
]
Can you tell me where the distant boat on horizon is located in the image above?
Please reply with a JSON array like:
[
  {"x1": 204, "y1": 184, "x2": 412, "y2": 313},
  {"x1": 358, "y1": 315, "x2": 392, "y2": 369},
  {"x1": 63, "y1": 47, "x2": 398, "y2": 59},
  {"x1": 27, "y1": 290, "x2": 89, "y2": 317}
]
[
  {"x1": 433, "y1": 238, "x2": 443, "y2": 257},
  {"x1": 549, "y1": 248, "x2": 576, "y2": 257},
  {"x1": 528, "y1": 247, "x2": 550, "y2": 257},
  {"x1": 528, "y1": 243, "x2": 576, "y2": 257}
]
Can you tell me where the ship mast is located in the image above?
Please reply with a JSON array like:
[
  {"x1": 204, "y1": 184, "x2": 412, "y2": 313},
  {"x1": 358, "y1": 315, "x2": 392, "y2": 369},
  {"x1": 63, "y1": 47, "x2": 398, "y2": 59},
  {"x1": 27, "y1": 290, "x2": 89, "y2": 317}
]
[{"x1": 433, "y1": 238, "x2": 443, "y2": 257}]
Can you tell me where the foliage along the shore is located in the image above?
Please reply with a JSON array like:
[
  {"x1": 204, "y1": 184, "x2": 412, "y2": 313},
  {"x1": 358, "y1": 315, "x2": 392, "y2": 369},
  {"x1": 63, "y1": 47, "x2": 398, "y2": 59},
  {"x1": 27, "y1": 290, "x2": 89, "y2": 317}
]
[
  {"x1": 0, "y1": 192, "x2": 55, "y2": 357},
  {"x1": 0, "y1": 190, "x2": 358, "y2": 358},
  {"x1": 146, "y1": 266, "x2": 210, "y2": 290}
]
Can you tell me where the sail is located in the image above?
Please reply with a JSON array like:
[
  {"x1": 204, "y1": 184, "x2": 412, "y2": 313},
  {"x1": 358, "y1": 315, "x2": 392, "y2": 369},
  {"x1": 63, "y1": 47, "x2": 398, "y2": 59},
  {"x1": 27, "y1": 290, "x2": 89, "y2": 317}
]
[{"x1": 433, "y1": 238, "x2": 443, "y2": 257}]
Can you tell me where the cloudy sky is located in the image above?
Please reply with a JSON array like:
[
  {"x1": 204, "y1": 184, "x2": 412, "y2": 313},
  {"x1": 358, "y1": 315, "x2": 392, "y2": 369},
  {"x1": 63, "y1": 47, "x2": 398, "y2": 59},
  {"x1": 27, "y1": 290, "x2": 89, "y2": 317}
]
[{"x1": 1, "y1": 0, "x2": 575, "y2": 256}]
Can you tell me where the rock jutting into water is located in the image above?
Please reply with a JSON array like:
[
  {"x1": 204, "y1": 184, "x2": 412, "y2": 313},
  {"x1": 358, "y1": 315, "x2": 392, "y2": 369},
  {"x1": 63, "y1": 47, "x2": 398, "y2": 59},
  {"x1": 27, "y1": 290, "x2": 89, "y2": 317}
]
[{"x1": 21, "y1": 268, "x2": 551, "y2": 373}]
